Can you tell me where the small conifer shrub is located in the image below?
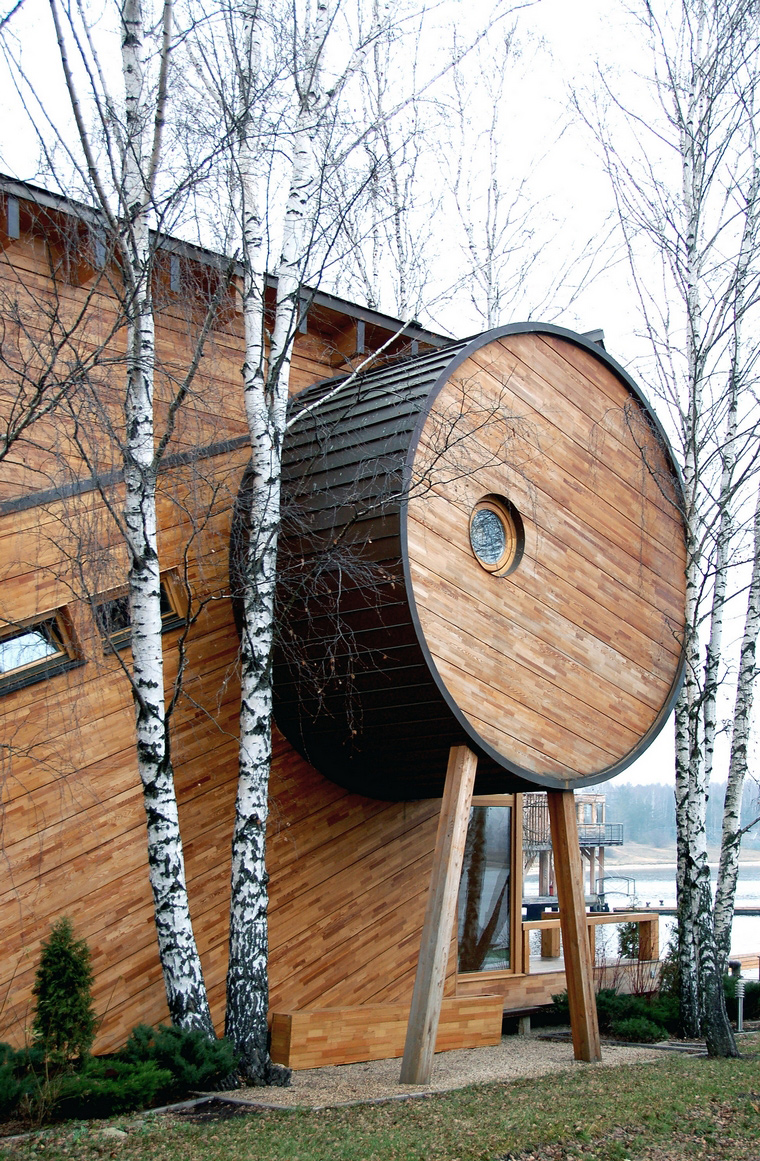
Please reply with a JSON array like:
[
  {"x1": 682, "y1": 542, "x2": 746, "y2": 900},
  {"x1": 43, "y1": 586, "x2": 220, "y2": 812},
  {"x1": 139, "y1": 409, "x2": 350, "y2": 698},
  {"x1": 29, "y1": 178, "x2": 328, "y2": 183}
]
[
  {"x1": 53, "y1": 1059, "x2": 173, "y2": 1119},
  {"x1": 0, "y1": 1044, "x2": 24, "y2": 1116},
  {"x1": 611, "y1": 1015, "x2": 667, "y2": 1042},
  {"x1": 121, "y1": 1024, "x2": 238, "y2": 1094},
  {"x1": 32, "y1": 918, "x2": 96, "y2": 1062}
]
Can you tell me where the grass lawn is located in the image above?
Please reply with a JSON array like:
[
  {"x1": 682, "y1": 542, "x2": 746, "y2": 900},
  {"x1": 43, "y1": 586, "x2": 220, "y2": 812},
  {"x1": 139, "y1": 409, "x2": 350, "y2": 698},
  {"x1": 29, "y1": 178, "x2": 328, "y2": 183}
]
[{"x1": 2, "y1": 1036, "x2": 759, "y2": 1161}]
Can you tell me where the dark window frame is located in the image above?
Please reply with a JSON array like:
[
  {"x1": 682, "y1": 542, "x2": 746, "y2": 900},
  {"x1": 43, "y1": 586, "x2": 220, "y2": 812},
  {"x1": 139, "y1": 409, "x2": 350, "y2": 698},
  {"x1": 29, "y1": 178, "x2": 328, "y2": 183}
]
[
  {"x1": 0, "y1": 610, "x2": 83, "y2": 696},
  {"x1": 94, "y1": 573, "x2": 187, "y2": 652}
]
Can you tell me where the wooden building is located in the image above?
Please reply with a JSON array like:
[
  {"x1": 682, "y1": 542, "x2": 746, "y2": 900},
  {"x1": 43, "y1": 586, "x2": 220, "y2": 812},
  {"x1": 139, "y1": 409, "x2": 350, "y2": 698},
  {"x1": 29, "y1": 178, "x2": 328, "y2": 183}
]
[{"x1": 0, "y1": 176, "x2": 686, "y2": 1072}]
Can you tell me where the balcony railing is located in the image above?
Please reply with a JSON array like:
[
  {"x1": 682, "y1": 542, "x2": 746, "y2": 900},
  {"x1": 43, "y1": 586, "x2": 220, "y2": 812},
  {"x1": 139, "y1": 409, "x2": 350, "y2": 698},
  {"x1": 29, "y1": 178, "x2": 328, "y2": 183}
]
[
  {"x1": 524, "y1": 822, "x2": 624, "y2": 849},
  {"x1": 521, "y1": 909, "x2": 659, "y2": 973},
  {"x1": 577, "y1": 823, "x2": 624, "y2": 846}
]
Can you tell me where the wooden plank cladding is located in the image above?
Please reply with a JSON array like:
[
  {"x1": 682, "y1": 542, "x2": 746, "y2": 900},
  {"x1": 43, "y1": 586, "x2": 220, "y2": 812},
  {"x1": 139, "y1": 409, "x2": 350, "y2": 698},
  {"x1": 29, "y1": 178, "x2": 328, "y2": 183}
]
[
  {"x1": 257, "y1": 323, "x2": 686, "y2": 800},
  {"x1": 0, "y1": 179, "x2": 450, "y2": 1061},
  {"x1": 270, "y1": 996, "x2": 504, "y2": 1070},
  {"x1": 407, "y1": 335, "x2": 685, "y2": 783},
  {"x1": 1, "y1": 180, "x2": 676, "y2": 1073}
]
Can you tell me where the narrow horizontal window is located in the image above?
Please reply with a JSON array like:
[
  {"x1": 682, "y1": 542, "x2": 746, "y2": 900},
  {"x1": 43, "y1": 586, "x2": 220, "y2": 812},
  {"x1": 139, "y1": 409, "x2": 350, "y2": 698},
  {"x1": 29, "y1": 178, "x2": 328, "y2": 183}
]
[
  {"x1": 95, "y1": 575, "x2": 186, "y2": 651},
  {"x1": 0, "y1": 612, "x2": 81, "y2": 695}
]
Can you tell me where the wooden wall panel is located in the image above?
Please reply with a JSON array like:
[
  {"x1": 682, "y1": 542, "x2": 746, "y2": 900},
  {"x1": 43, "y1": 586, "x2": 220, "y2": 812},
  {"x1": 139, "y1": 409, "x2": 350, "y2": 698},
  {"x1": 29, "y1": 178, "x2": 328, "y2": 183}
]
[
  {"x1": 0, "y1": 498, "x2": 456, "y2": 1063},
  {"x1": 406, "y1": 334, "x2": 685, "y2": 782},
  {"x1": 270, "y1": 996, "x2": 503, "y2": 1070},
  {"x1": 0, "y1": 200, "x2": 459, "y2": 1061}
]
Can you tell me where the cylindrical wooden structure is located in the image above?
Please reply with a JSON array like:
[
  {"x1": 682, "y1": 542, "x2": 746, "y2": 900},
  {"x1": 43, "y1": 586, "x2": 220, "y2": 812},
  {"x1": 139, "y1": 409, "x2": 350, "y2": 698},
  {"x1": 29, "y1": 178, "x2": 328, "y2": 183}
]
[{"x1": 232, "y1": 323, "x2": 686, "y2": 800}]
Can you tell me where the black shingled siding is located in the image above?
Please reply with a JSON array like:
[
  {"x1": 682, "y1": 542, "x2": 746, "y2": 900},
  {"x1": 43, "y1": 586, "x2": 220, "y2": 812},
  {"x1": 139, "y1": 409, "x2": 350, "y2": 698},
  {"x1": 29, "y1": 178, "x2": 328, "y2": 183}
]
[{"x1": 232, "y1": 343, "x2": 529, "y2": 799}]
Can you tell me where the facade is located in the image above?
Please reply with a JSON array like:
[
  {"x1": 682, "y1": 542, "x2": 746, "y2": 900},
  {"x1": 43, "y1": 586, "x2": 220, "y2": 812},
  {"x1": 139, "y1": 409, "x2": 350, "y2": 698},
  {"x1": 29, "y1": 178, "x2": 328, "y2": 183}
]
[{"x1": 0, "y1": 177, "x2": 679, "y2": 1070}]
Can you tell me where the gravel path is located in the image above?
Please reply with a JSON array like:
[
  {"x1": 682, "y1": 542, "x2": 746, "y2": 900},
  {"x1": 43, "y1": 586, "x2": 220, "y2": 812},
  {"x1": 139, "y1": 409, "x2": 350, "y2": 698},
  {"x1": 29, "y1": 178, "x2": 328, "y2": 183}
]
[{"x1": 229, "y1": 1033, "x2": 663, "y2": 1109}]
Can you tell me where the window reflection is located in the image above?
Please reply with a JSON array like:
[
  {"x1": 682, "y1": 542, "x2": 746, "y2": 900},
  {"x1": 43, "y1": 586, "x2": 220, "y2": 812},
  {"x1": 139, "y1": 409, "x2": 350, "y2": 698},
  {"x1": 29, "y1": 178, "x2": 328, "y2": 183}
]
[
  {"x1": 0, "y1": 613, "x2": 79, "y2": 695},
  {"x1": 0, "y1": 620, "x2": 64, "y2": 676},
  {"x1": 458, "y1": 805, "x2": 511, "y2": 973}
]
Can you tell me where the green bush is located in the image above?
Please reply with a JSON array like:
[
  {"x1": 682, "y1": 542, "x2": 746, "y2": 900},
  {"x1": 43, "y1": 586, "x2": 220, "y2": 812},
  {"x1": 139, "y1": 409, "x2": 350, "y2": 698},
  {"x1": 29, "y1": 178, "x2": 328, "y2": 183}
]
[
  {"x1": 611, "y1": 1016, "x2": 667, "y2": 1042},
  {"x1": 594, "y1": 988, "x2": 631, "y2": 1030},
  {"x1": 120, "y1": 1024, "x2": 238, "y2": 1095},
  {"x1": 0, "y1": 1019, "x2": 238, "y2": 1125},
  {"x1": 645, "y1": 994, "x2": 681, "y2": 1034},
  {"x1": 0, "y1": 1044, "x2": 25, "y2": 1117},
  {"x1": 0, "y1": 1042, "x2": 60, "y2": 1123},
  {"x1": 32, "y1": 918, "x2": 95, "y2": 1062},
  {"x1": 551, "y1": 987, "x2": 680, "y2": 1037},
  {"x1": 658, "y1": 936, "x2": 680, "y2": 999},
  {"x1": 551, "y1": 991, "x2": 570, "y2": 1021},
  {"x1": 53, "y1": 1059, "x2": 173, "y2": 1120}
]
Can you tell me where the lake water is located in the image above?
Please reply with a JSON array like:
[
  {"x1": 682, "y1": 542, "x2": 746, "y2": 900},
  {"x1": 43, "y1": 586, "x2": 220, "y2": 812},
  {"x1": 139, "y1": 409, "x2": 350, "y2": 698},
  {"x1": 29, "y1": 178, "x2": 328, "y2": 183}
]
[{"x1": 524, "y1": 861, "x2": 760, "y2": 977}]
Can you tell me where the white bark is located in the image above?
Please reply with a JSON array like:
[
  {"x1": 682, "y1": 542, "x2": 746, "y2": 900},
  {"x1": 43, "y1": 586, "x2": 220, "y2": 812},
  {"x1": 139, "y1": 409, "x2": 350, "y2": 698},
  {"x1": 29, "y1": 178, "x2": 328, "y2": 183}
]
[
  {"x1": 224, "y1": 0, "x2": 291, "y2": 1083},
  {"x1": 714, "y1": 481, "x2": 760, "y2": 963},
  {"x1": 120, "y1": 0, "x2": 212, "y2": 1034},
  {"x1": 26, "y1": 0, "x2": 230, "y2": 1039},
  {"x1": 674, "y1": 5, "x2": 709, "y2": 1030},
  {"x1": 225, "y1": 0, "x2": 386, "y2": 1082},
  {"x1": 590, "y1": 0, "x2": 759, "y2": 1054}
]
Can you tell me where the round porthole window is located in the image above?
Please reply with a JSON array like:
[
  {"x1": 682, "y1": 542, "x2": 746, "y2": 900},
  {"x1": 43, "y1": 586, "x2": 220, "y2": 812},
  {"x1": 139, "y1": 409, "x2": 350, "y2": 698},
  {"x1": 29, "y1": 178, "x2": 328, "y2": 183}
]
[{"x1": 469, "y1": 495, "x2": 524, "y2": 576}]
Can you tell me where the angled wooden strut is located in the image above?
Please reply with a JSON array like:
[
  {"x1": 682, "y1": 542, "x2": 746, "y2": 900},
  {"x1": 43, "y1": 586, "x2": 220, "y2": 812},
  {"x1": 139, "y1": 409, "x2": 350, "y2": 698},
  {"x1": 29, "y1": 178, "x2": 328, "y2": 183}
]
[
  {"x1": 400, "y1": 745, "x2": 478, "y2": 1084},
  {"x1": 547, "y1": 789, "x2": 602, "y2": 1062}
]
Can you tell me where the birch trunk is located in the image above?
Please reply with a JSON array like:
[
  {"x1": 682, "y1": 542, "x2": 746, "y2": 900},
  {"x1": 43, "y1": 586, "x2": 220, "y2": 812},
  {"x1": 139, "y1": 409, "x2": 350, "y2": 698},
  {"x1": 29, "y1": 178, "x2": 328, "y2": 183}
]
[
  {"x1": 671, "y1": 1, "x2": 733, "y2": 1049},
  {"x1": 224, "y1": 0, "x2": 328, "y2": 1084},
  {"x1": 224, "y1": 99, "x2": 288, "y2": 1080},
  {"x1": 121, "y1": 0, "x2": 212, "y2": 1034},
  {"x1": 674, "y1": 27, "x2": 706, "y2": 1028},
  {"x1": 590, "y1": 0, "x2": 758, "y2": 1055},
  {"x1": 714, "y1": 482, "x2": 760, "y2": 965},
  {"x1": 674, "y1": 0, "x2": 741, "y2": 1054},
  {"x1": 712, "y1": 162, "x2": 760, "y2": 970},
  {"x1": 224, "y1": 0, "x2": 388, "y2": 1079}
]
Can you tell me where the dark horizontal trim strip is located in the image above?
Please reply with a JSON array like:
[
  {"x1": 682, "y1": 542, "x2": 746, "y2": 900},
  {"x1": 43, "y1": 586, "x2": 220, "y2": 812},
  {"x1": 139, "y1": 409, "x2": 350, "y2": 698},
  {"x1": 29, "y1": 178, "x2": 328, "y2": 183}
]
[
  {"x1": 0, "y1": 657, "x2": 84, "y2": 698},
  {"x1": 0, "y1": 434, "x2": 251, "y2": 517}
]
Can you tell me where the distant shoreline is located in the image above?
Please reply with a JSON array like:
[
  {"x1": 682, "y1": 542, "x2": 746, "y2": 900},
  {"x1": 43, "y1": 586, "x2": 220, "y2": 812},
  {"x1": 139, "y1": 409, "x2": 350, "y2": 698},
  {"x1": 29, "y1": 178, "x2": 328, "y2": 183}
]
[{"x1": 604, "y1": 841, "x2": 760, "y2": 867}]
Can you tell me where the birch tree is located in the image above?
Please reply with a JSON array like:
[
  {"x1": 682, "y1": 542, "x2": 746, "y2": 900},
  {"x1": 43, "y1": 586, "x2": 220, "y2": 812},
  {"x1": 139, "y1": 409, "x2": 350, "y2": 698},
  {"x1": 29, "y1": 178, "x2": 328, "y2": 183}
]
[
  {"x1": 586, "y1": 0, "x2": 760, "y2": 1054},
  {"x1": 713, "y1": 479, "x2": 760, "y2": 962},
  {"x1": 186, "y1": 0, "x2": 529, "y2": 1081},
  {"x1": 116, "y1": 0, "x2": 214, "y2": 1036},
  {"x1": 1, "y1": 0, "x2": 227, "y2": 1033},
  {"x1": 324, "y1": 0, "x2": 442, "y2": 319},
  {"x1": 197, "y1": 0, "x2": 405, "y2": 1086},
  {"x1": 439, "y1": 29, "x2": 609, "y2": 333}
]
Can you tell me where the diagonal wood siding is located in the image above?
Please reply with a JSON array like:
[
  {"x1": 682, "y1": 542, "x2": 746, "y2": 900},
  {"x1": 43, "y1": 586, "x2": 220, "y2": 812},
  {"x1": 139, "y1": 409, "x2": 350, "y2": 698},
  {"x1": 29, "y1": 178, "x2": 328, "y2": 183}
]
[{"x1": 0, "y1": 194, "x2": 449, "y2": 1054}]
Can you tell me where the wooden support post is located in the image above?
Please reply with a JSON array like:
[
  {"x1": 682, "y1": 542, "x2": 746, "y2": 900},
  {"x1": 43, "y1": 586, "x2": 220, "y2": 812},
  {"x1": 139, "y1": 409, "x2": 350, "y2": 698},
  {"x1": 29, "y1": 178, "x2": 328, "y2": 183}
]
[
  {"x1": 400, "y1": 745, "x2": 478, "y2": 1084},
  {"x1": 522, "y1": 926, "x2": 532, "y2": 974},
  {"x1": 547, "y1": 790, "x2": 602, "y2": 1063},
  {"x1": 512, "y1": 793, "x2": 524, "y2": 975},
  {"x1": 538, "y1": 849, "x2": 551, "y2": 896},
  {"x1": 541, "y1": 924, "x2": 561, "y2": 958},
  {"x1": 638, "y1": 915, "x2": 659, "y2": 962}
]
